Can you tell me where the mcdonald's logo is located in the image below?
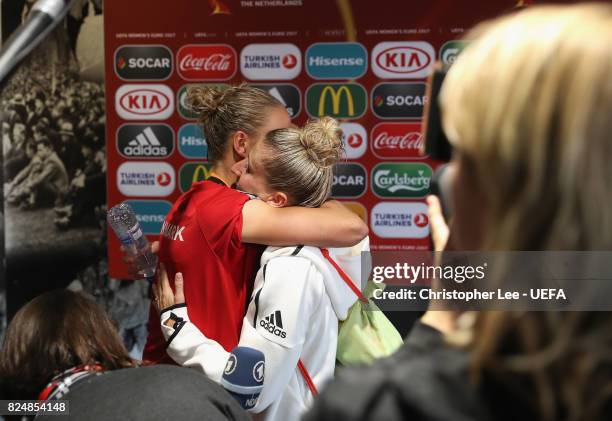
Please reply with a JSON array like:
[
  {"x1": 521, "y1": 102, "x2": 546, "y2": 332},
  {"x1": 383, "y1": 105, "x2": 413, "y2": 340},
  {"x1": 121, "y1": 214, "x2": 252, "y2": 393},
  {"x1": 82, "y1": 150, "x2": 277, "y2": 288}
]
[
  {"x1": 305, "y1": 83, "x2": 366, "y2": 119},
  {"x1": 179, "y1": 162, "x2": 213, "y2": 192}
]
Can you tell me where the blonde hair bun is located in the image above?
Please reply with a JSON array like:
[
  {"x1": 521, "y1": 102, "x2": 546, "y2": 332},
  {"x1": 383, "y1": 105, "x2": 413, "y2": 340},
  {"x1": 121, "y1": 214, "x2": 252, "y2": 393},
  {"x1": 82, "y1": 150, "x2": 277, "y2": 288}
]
[
  {"x1": 185, "y1": 85, "x2": 225, "y2": 120},
  {"x1": 300, "y1": 117, "x2": 344, "y2": 168}
]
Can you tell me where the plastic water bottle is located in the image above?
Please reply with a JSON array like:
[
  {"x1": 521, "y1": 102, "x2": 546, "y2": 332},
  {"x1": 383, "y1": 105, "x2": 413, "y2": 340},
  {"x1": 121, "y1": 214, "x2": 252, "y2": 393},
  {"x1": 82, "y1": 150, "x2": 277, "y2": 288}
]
[{"x1": 107, "y1": 202, "x2": 157, "y2": 281}]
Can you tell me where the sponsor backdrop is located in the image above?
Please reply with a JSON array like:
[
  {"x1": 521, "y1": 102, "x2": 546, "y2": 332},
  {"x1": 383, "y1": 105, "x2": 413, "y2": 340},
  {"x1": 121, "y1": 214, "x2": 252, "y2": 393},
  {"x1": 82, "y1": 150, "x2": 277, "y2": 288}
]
[{"x1": 105, "y1": 0, "x2": 521, "y2": 277}]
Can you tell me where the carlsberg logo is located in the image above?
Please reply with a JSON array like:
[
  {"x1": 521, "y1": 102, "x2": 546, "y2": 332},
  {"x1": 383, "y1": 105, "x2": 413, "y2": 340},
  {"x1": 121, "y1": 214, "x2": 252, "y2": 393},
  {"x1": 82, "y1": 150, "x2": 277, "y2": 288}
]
[{"x1": 372, "y1": 163, "x2": 432, "y2": 198}]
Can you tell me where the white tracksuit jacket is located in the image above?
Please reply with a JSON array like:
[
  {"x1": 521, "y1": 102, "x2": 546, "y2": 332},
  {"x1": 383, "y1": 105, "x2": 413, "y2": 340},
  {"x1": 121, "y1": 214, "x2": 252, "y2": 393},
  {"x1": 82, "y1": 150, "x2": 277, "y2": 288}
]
[{"x1": 160, "y1": 241, "x2": 367, "y2": 421}]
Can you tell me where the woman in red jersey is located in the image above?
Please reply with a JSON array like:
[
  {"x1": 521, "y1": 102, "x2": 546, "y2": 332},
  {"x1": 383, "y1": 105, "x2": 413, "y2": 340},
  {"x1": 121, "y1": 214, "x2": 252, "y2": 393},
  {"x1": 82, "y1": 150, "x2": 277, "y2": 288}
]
[{"x1": 143, "y1": 84, "x2": 368, "y2": 363}]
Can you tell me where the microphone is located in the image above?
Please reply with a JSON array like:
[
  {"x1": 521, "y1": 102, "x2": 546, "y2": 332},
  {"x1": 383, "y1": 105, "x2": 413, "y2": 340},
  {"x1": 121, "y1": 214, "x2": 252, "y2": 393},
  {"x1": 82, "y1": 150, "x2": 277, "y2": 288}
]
[
  {"x1": 0, "y1": 0, "x2": 76, "y2": 83},
  {"x1": 220, "y1": 346, "x2": 265, "y2": 410}
]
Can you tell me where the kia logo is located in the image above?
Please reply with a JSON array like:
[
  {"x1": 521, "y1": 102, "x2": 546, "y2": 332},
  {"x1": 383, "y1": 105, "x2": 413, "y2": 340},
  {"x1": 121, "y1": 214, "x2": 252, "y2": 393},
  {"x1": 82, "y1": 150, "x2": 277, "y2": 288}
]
[
  {"x1": 177, "y1": 44, "x2": 237, "y2": 81},
  {"x1": 115, "y1": 84, "x2": 174, "y2": 120},
  {"x1": 372, "y1": 42, "x2": 435, "y2": 79},
  {"x1": 376, "y1": 46, "x2": 431, "y2": 74},
  {"x1": 119, "y1": 89, "x2": 170, "y2": 115}
]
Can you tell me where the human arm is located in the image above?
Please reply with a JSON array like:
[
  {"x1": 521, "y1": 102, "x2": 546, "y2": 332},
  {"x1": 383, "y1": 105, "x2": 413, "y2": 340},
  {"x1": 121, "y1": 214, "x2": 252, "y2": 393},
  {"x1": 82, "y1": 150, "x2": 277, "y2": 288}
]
[
  {"x1": 152, "y1": 266, "x2": 230, "y2": 381},
  {"x1": 155, "y1": 257, "x2": 320, "y2": 412},
  {"x1": 242, "y1": 199, "x2": 368, "y2": 248},
  {"x1": 9, "y1": 161, "x2": 32, "y2": 189},
  {"x1": 28, "y1": 160, "x2": 59, "y2": 188},
  {"x1": 419, "y1": 195, "x2": 458, "y2": 334}
]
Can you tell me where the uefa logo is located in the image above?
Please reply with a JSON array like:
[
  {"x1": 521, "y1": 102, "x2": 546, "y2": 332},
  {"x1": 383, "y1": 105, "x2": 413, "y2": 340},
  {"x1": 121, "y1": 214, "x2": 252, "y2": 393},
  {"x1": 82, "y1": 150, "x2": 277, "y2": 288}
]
[
  {"x1": 371, "y1": 83, "x2": 427, "y2": 119},
  {"x1": 305, "y1": 42, "x2": 367, "y2": 80},
  {"x1": 332, "y1": 163, "x2": 367, "y2": 198},
  {"x1": 115, "y1": 84, "x2": 174, "y2": 120},
  {"x1": 371, "y1": 41, "x2": 435, "y2": 79},
  {"x1": 114, "y1": 45, "x2": 173, "y2": 81},
  {"x1": 177, "y1": 44, "x2": 237, "y2": 81},
  {"x1": 117, "y1": 162, "x2": 175, "y2": 197},
  {"x1": 117, "y1": 124, "x2": 174, "y2": 159},
  {"x1": 240, "y1": 44, "x2": 301, "y2": 80},
  {"x1": 370, "y1": 202, "x2": 430, "y2": 238}
]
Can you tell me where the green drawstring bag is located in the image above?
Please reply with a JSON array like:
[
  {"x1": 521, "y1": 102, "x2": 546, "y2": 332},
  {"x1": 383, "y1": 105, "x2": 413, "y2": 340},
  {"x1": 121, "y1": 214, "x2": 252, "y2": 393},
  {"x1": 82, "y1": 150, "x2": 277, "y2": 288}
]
[
  {"x1": 321, "y1": 249, "x2": 404, "y2": 366},
  {"x1": 337, "y1": 280, "x2": 404, "y2": 365}
]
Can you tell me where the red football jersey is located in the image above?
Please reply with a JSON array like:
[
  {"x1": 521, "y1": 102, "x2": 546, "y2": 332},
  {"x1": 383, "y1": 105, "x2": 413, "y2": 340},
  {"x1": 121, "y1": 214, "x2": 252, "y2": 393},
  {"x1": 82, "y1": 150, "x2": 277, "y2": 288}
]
[{"x1": 143, "y1": 180, "x2": 263, "y2": 364}]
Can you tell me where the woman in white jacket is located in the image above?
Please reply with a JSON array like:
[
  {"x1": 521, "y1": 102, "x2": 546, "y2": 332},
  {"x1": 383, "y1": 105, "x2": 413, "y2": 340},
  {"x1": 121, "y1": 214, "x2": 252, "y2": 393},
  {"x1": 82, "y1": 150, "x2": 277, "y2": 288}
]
[{"x1": 153, "y1": 117, "x2": 366, "y2": 421}]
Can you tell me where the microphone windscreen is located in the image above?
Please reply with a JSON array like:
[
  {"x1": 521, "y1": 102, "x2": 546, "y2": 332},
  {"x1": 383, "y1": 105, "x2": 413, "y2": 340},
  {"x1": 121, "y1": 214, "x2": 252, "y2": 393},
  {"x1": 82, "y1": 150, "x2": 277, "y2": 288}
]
[{"x1": 220, "y1": 346, "x2": 265, "y2": 410}]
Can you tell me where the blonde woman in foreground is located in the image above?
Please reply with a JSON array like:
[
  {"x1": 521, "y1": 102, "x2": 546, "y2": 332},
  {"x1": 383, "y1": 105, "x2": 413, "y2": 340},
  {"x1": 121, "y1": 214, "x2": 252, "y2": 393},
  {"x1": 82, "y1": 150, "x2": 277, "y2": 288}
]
[
  {"x1": 306, "y1": 4, "x2": 612, "y2": 421},
  {"x1": 153, "y1": 117, "x2": 366, "y2": 421}
]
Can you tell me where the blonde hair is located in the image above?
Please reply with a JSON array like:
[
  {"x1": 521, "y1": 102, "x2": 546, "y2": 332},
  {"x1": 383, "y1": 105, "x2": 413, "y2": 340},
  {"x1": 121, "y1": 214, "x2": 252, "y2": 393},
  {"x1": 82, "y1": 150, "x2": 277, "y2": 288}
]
[
  {"x1": 260, "y1": 117, "x2": 343, "y2": 207},
  {"x1": 440, "y1": 3, "x2": 612, "y2": 251},
  {"x1": 186, "y1": 84, "x2": 284, "y2": 163},
  {"x1": 440, "y1": 4, "x2": 612, "y2": 420}
]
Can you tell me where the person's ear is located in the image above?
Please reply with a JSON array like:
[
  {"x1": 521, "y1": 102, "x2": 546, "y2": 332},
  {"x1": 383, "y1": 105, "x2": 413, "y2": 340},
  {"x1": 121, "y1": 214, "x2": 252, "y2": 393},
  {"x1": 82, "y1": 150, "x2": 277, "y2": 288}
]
[
  {"x1": 232, "y1": 131, "x2": 249, "y2": 158},
  {"x1": 264, "y1": 192, "x2": 288, "y2": 208}
]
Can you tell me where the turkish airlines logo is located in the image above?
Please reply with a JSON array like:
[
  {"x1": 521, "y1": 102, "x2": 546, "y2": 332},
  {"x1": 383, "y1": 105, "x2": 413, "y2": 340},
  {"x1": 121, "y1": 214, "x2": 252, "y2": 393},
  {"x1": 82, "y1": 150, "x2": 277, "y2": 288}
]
[
  {"x1": 340, "y1": 123, "x2": 367, "y2": 160},
  {"x1": 371, "y1": 123, "x2": 424, "y2": 159},
  {"x1": 177, "y1": 44, "x2": 237, "y2": 81},
  {"x1": 240, "y1": 44, "x2": 302, "y2": 80},
  {"x1": 115, "y1": 84, "x2": 174, "y2": 120},
  {"x1": 371, "y1": 202, "x2": 430, "y2": 239},
  {"x1": 117, "y1": 162, "x2": 175, "y2": 197},
  {"x1": 372, "y1": 42, "x2": 435, "y2": 79}
]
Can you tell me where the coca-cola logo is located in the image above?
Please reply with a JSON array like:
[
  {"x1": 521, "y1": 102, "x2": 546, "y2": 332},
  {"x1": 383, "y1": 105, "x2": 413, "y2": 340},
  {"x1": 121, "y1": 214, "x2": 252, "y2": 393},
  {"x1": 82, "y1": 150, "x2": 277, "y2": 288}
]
[
  {"x1": 371, "y1": 123, "x2": 426, "y2": 159},
  {"x1": 177, "y1": 44, "x2": 237, "y2": 81}
]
